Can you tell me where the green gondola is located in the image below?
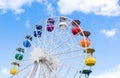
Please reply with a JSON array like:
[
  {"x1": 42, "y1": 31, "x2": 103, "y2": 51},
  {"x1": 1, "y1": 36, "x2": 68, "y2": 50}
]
[{"x1": 15, "y1": 54, "x2": 23, "y2": 60}]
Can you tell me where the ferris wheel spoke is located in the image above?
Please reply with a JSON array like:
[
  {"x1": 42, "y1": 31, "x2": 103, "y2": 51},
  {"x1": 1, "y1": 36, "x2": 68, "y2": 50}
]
[
  {"x1": 60, "y1": 64, "x2": 80, "y2": 72},
  {"x1": 58, "y1": 64, "x2": 82, "y2": 78},
  {"x1": 37, "y1": 64, "x2": 45, "y2": 78},
  {"x1": 52, "y1": 69, "x2": 63, "y2": 78},
  {"x1": 63, "y1": 67, "x2": 71, "y2": 78},
  {"x1": 53, "y1": 48, "x2": 84, "y2": 56},
  {"x1": 47, "y1": 31, "x2": 55, "y2": 52},
  {"x1": 18, "y1": 63, "x2": 33, "y2": 74},
  {"x1": 37, "y1": 37, "x2": 43, "y2": 49},
  {"x1": 48, "y1": 29, "x2": 67, "y2": 52},
  {"x1": 72, "y1": 71, "x2": 78, "y2": 78},
  {"x1": 42, "y1": 63, "x2": 51, "y2": 78},
  {"x1": 52, "y1": 30, "x2": 72, "y2": 52},
  {"x1": 32, "y1": 64, "x2": 39, "y2": 78},
  {"x1": 36, "y1": 37, "x2": 41, "y2": 48},
  {"x1": 18, "y1": 59, "x2": 32, "y2": 63},
  {"x1": 52, "y1": 37, "x2": 83, "y2": 59},
  {"x1": 49, "y1": 33, "x2": 81, "y2": 56},
  {"x1": 54, "y1": 50, "x2": 84, "y2": 61},
  {"x1": 45, "y1": 61, "x2": 63, "y2": 78},
  {"x1": 57, "y1": 66, "x2": 63, "y2": 74},
  {"x1": 53, "y1": 40, "x2": 84, "y2": 55},
  {"x1": 61, "y1": 55, "x2": 84, "y2": 61},
  {"x1": 35, "y1": 63, "x2": 41, "y2": 78},
  {"x1": 45, "y1": 23, "x2": 58, "y2": 52},
  {"x1": 57, "y1": 59, "x2": 85, "y2": 78},
  {"x1": 28, "y1": 63, "x2": 39, "y2": 78},
  {"x1": 49, "y1": 35, "x2": 75, "y2": 53},
  {"x1": 43, "y1": 26, "x2": 47, "y2": 50},
  {"x1": 52, "y1": 47, "x2": 72, "y2": 55},
  {"x1": 57, "y1": 30, "x2": 68, "y2": 38},
  {"x1": 23, "y1": 72, "x2": 29, "y2": 78}
]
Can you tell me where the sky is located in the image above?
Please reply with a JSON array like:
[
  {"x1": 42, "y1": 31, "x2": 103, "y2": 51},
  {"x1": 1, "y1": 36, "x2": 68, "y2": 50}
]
[{"x1": 0, "y1": 0, "x2": 120, "y2": 78}]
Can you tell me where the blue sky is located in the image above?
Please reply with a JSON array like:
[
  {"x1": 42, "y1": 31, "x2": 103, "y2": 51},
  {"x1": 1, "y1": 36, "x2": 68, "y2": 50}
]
[{"x1": 0, "y1": 0, "x2": 120, "y2": 78}]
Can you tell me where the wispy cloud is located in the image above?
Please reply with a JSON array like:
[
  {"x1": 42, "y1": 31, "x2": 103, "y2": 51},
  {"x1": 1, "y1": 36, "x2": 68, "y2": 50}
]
[
  {"x1": 43, "y1": 0, "x2": 54, "y2": 16},
  {"x1": 100, "y1": 28, "x2": 118, "y2": 37},
  {"x1": 25, "y1": 20, "x2": 31, "y2": 28},
  {"x1": 16, "y1": 16, "x2": 20, "y2": 20},
  {"x1": 90, "y1": 64, "x2": 120, "y2": 78},
  {"x1": 57, "y1": 0, "x2": 120, "y2": 16}
]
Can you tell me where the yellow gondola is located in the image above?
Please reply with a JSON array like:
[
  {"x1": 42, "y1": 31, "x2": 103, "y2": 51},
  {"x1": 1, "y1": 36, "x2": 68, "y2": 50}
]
[
  {"x1": 10, "y1": 68, "x2": 18, "y2": 75},
  {"x1": 85, "y1": 56, "x2": 96, "y2": 66}
]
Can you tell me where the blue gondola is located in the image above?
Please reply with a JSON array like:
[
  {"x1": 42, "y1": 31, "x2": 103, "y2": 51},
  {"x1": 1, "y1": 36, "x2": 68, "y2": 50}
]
[
  {"x1": 23, "y1": 40, "x2": 31, "y2": 48},
  {"x1": 34, "y1": 31, "x2": 42, "y2": 37}
]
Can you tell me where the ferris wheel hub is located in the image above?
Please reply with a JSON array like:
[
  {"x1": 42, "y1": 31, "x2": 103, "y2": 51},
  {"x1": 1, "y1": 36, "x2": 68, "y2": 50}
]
[{"x1": 30, "y1": 47, "x2": 59, "y2": 68}]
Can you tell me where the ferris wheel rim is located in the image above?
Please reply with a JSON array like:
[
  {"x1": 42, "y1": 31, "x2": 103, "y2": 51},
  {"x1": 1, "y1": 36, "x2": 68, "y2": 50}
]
[{"x1": 10, "y1": 16, "x2": 92, "y2": 78}]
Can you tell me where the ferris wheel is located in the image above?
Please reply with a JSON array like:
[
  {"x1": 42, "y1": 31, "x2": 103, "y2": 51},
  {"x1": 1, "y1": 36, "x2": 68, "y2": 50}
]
[{"x1": 10, "y1": 16, "x2": 96, "y2": 78}]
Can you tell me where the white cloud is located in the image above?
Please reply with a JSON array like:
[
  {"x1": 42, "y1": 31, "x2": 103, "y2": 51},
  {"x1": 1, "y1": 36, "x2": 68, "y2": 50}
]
[
  {"x1": 57, "y1": 0, "x2": 120, "y2": 16},
  {"x1": 100, "y1": 28, "x2": 118, "y2": 37},
  {"x1": 25, "y1": 20, "x2": 30, "y2": 28},
  {"x1": 2, "y1": 67, "x2": 9, "y2": 75},
  {"x1": 0, "y1": 0, "x2": 42, "y2": 14},
  {"x1": 0, "y1": 0, "x2": 55, "y2": 15},
  {"x1": 90, "y1": 64, "x2": 120, "y2": 78}
]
